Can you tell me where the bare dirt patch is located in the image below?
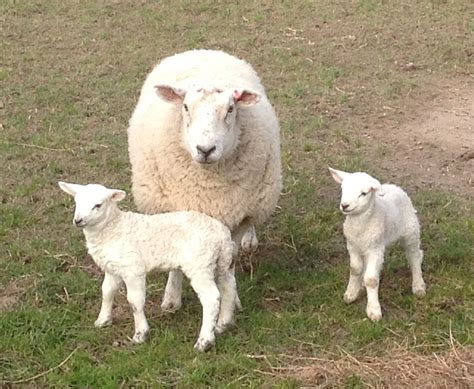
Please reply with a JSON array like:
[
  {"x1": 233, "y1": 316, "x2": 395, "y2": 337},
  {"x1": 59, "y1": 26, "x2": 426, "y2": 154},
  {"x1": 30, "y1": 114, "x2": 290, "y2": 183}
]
[
  {"x1": 262, "y1": 343, "x2": 473, "y2": 388},
  {"x1": 369, "y1": 79, "x2": 473, "y2": 197},
  {"x1": 0, "y1": 275, "x2": 36, "y2": 313}
]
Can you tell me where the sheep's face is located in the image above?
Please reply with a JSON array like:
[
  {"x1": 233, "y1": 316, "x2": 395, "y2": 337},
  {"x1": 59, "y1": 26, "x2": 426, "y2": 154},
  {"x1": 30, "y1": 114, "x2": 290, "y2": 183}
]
[
  {"x1": 155, "y1": 85, "x2": 260, "y2": 164},
  {"x1": 329, "y1": 168, "x2": 381, "y2": 215},
  {"x1": 58, "y1": 182, "x2": 126, "y2": 228}
]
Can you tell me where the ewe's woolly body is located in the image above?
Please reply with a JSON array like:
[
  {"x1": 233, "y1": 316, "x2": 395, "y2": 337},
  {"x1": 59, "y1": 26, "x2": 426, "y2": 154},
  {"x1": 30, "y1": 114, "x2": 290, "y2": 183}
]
[
  {"x1": 84, "y1": 209, "x2": 234, "y2": 279},
  {"x1": 128, "y1": 49, "x2": 281, "y2": 231}
]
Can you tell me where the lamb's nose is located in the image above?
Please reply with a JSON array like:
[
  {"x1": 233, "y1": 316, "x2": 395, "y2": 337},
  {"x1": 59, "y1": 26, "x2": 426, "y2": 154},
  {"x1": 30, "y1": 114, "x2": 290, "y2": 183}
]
[
  {"x1": 341, "y1": 203, "x2": 350, "y2": 211},
  {"x1": 74, "y1": 218, "x2": 84, "y2": 226},
  {"x1": 196, "y1": 145, "x2": 216, "y2": 158}
]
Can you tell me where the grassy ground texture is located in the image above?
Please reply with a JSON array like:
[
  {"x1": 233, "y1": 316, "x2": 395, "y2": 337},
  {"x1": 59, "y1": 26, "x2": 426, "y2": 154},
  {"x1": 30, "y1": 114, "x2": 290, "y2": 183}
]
[{"x1": 1, "y1": 1, "x2": 472, "y2": 387}]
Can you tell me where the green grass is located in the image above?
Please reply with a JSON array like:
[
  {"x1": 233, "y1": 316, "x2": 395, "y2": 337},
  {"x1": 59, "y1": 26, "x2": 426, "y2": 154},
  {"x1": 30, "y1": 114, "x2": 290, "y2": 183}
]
[{"x1": 1, "y1": 0, "x2": 472, "y2": 386}]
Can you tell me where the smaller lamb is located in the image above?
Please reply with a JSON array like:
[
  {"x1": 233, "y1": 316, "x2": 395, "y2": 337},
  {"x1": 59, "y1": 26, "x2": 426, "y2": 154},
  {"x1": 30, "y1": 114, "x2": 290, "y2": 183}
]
[
  {"x1": 58, "y1": 181, "x2": 237, "y2": 351},
  {"x1": 328, "y1": 168, "x2": 426, "y2": 321}
]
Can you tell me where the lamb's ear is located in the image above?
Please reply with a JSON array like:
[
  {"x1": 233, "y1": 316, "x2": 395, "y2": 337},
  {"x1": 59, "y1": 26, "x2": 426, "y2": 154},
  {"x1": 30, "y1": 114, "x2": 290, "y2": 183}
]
[
  {"x1": 58, "y1": 181, "x2": 82, "y2": 197},
  {"x1": 233, "y1": 89, "x2": 260, "y2": 106},
  {"x1": 328, "y1": 167, "x2": 348, "y2": 184},
  {"x1": 155, "y1": 85, "x2": 186, "y2": 103},
  {"x1": 109, "y1": 190, "x2": 126, "y2": 202},
  {"x1": 370, "y1": 178, "x2": 383, "y2": 195}
]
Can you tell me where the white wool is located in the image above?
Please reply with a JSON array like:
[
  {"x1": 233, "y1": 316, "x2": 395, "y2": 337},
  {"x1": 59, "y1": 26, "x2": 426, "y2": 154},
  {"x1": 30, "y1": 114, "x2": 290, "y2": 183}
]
[
  {"x1": 329, "y1": 168, "x2": 426, "y2": 322},
  {"x1": 59, "y1": 181, "x2": 237, "y2": 352},
  {"x1": 127, "y1": 49, "x2": 282, "y2": 312}
]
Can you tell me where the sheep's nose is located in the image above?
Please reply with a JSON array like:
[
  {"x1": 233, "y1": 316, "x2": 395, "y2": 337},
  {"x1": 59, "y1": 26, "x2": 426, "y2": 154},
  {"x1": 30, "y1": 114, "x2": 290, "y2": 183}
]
[
  {"x1": 196, "y1": 145, "x2": 216, "y2": 158},
  {"x1": 74, "y1": 218, "x2": 84, "y2": 226},
  {"x1": 341, "y1": 203, "x2": 350, "y2": 211}
]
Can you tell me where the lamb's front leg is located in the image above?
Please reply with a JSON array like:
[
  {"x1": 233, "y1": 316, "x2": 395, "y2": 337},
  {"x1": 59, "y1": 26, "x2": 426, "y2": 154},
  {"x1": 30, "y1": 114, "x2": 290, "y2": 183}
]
[
  {"x1": 95, "y1": 272, "x2": 122, "y2": 327},
  {"x1": 190, "y1": 275, "x2": 221, "y2": 352},
  {"x1": 161, "y1": 270, "x2": 183, "y2": 312},
  {"x1": 344, "y1": 244, "x2": 364, "y2": 303},
  {"x1": 215, "y1": 270, "x2": 237, "y2": 335},
  {"x1": 124, "y1": 275, "x2": 149, "y2": 343},
  {"x1": 363, "y1": 250, "x2": 384, "y2": 322}
]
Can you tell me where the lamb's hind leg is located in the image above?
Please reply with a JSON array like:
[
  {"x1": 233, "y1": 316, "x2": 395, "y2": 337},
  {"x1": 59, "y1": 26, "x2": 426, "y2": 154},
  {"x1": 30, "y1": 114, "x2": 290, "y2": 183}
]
[
  {"x1": 190, "y1": 274, "x2": 221, "y2": 352},
  {"x1": 215, "y1": 270, "x2": 237, "y2": 335},
  {"x1": 402, "y1": 234, "x2": 426, "y2": 297}
]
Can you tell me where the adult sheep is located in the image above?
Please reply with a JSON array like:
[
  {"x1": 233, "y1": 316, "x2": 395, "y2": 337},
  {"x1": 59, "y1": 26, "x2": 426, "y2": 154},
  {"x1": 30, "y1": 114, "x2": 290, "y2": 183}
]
[{"x1": 127, "y1": 49, "x2": 282, "y2": 311}]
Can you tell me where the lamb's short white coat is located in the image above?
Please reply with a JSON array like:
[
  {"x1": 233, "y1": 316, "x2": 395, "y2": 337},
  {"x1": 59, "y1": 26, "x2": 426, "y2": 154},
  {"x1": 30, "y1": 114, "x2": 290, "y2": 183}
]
[
  {"x1": 59, "y1": 181, "x2": 237, "y2": 352},
  {"x1": 329, "y1": 168, "x2": 426, "y2": 321}
]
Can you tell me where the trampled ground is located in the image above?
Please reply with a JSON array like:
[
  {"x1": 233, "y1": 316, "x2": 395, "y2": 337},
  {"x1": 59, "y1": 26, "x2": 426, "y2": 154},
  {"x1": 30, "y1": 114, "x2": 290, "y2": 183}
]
[{"x1": 1, "y1": 1, "x2": 472, "y2": 387}]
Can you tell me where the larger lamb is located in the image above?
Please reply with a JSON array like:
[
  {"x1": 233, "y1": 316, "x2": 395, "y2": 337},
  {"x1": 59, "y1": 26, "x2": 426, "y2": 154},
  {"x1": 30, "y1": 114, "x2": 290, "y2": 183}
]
[{"x1": 128, "y1": 49, "x2": 282, "y2": 312}]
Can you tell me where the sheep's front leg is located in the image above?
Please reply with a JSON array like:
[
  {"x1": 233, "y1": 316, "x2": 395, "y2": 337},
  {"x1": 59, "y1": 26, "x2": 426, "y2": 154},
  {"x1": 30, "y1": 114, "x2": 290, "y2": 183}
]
[
  {"x1": 344, "y1": 244, "x2": 364, "y2": 303},
  {"x1": 190, "y1": 275, "x2": 221, "y2": 352},
  {"x1": 363, "y1": 250, "x2": 384, "y2": 322},
  {"x1": 95, "y1": 272, "x2": 122, "y2": 327},
  {"x1": 124, "y1": 275, "x2": 149, "y2": 343},
  {"x1": 215, "y1": 270, "x2": 237, "y2": 335},
  {"x1": 161, "y1": 270, "x2": 183, "y2": 312}
]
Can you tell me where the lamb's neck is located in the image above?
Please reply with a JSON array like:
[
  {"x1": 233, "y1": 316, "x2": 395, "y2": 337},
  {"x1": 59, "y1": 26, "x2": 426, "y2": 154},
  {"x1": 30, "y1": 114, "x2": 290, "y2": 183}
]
[
  {"x1": 83, "y1": 207, "x2": 123, "y2": 245},
  {"x1": 345, "y1": 199, "x2": 379, "y2": 228}
]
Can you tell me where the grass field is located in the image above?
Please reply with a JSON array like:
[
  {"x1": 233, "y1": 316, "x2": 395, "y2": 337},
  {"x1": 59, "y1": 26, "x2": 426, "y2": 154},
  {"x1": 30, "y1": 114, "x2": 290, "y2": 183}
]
[{"x1": 1, "y1": 1, "x2": 473, "y2": 387}]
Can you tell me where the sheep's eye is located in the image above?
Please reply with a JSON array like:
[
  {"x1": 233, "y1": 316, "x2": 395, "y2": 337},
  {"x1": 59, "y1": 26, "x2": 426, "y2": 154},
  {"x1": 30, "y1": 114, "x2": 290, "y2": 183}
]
[
  {"x1": 227, "y1": 105, "x2": 234, "y2": 114},
  {"x1": 183, "y1": 104, "x2": 189, "y2": 112},
  {"x1": 93, "y1": 203, "x2": 102, "y2": 210}
]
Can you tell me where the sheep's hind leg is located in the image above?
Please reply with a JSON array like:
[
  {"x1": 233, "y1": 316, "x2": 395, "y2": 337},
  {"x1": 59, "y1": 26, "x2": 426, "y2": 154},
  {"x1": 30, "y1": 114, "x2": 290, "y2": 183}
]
[
  {"x1": 95, "y1": 272, "x2": 122, "y2": 327},
  {"x1": 215, "y1": 270, "x2": 237, "y2": 335},
  {"x1": 124, "y1": 275, "x2": 149, "y2": 344},
  {"x1": 161, "y1": 270, "x2": 183, "y2": 312},
  {"x1": 402, "y1": 235, "x2": 426, "y2": 297},
  {"x1": 190, "y1": 274, "x2": 221, "y2": 352},
  {"x1": 344, "y1": 245, "x2": 364, "y2": 304}
]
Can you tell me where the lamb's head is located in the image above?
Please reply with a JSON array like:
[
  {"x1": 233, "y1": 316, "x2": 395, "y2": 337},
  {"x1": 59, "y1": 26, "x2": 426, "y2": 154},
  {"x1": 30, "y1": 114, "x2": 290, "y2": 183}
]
[
  {"x1": 328, "y1": 167, "x2": 382, "y2": 216},
  {"x1": 58, "y1": 182, "x2": 126, "y2": 228},
  {"x1": 155, "y1": 84, "x2": 260, "y2": 164}
]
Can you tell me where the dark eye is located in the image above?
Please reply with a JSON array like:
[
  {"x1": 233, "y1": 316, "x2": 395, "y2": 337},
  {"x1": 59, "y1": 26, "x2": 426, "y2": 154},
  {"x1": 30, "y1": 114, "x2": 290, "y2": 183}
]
[
  {"x1": 227, "y1": 105, "x2": 234, "y2": 114},
  {"x1": 93, "y1": 203, "x2": 102, "y2": 210},
  {"x1": 360, "y1": 192, "x2": 367, "y2": 197},
  {"x1": 183, "y1": 104, "x2": 189, "y2": 112}
]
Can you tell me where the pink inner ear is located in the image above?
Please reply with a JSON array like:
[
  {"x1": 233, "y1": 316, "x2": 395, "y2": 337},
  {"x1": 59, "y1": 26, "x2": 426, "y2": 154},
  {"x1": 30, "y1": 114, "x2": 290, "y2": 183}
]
[{"x1": 233, "y1": 90, "x2": 243, "y2": 101}]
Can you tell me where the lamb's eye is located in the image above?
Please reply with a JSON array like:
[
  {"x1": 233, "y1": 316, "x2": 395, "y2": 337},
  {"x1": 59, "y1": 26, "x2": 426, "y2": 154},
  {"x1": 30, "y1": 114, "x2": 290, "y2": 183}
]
[
  {"x1": 183, "y1": 104, "x2": 189, "y2": 112},
  {"x1": 93, "y1": 203, "x2": 102, "y2": 210},
  {"x1": 227, "y1": 105, "x2": 234, "y2": 114},
  {"x1": 360, "y1": 192, "x2": 367, "y2": 197}
]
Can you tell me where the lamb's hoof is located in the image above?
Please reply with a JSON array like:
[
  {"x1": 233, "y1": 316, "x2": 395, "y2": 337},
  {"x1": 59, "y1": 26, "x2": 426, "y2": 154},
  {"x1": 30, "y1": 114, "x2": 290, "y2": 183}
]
[
  {"x1": 161, "y1": 299, "x2": 182, "y2": 313},
  {"x1": 94, "y1": 317, "x2": 112, "y2": 328},
  {"x1": 235, "y1": 295, "x2": 243, "y2": 312},
  {"x1": 215, "y1": 321, "x2": 233, "y2": 335},
  {"x1": 241, "y1": 227, "x2": 258, "y2": 254},
  {"x1": 132, "y1": 330, "x2": 148, "y2": 344},
  {"x1": 343, "y1": 290, "x2": 361, "y2": 304},
  {"x1": 366, "y1": 305, "x2": 382, "y2": 322},
  {"x1": 413, "y1": 282, "x2": 426, "y2": 297},
  {"x1": 194, "y1": 337, "x2": 214, "y2": 352}
]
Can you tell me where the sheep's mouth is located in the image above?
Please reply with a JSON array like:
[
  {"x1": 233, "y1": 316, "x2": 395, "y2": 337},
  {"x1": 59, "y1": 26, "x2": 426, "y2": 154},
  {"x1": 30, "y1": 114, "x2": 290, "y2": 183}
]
[
  {"x1": 75, "y1": 221, "x2": 87, "y2": 228},
  {"x1": 342, "y1": 208, "x2": 355, "y2": 215}
]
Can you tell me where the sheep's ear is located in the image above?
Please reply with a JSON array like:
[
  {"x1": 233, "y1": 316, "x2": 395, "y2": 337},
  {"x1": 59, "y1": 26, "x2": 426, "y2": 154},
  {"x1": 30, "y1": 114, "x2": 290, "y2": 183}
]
[
  {"x1": 58, "y1": 181, "x2": 82, "y2": 197},
  {"x1": 233, "y1": 89, "x2": 260, "y2": 106},
  {"x1": 109, "y1": 190, "x2": 126, "y2": 202},
  {"x1": 155, "y1": 85, "x2": 186, "y2": 103},
  {"x1": 328, "y1": 167, "x2": 347, "y2": 184}
]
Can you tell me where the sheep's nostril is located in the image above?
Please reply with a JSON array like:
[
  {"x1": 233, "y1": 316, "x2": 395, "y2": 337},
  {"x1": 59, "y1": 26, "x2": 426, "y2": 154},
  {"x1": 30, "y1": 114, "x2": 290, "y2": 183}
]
[
  {"x1": 196, "y1": 145, "x2": 216, "y2": 158},
  {"x1": 74, "y1": 218, "x2": 84, "y2": 226}
]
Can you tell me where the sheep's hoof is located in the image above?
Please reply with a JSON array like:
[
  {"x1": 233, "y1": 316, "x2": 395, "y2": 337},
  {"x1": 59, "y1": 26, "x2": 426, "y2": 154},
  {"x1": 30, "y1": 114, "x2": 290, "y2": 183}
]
[
  {"x1": 132, "y1": 330, "x2": 148, "y2": 344},
  {"x1": 413, "y1": 282, "x2": 426, "y2": 297},
  {"x1": 241, "y1": 227, "x2": 258, "y2": 254},
  {"x1": 194, "y1": 337, "x2": 214, "y2": 352},
  {"x1": 94, "y1": 317, "x2": 112, "y2": 328},
  {"x1": 343, "y1": 290, "x2": 361, "y2": 304},
  {"x1": 161, "y1": 300, "x2": 182, "y2": 313},
  {"x1": 366, "y1": 305, "x2": 382, "y2": 322}
]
